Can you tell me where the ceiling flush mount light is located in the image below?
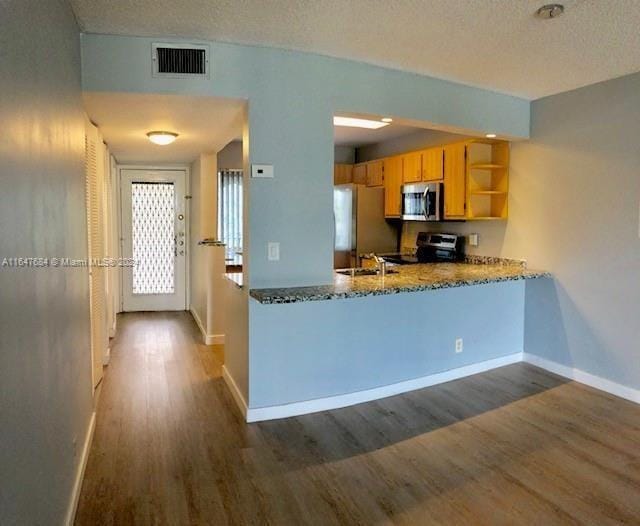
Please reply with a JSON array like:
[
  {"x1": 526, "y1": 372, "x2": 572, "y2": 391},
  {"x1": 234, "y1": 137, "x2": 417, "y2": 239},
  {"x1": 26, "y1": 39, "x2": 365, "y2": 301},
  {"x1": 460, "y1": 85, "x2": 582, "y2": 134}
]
[
  {"x1": 333, "y1": 116, "x2": 390, "y2": 129},
  {"x1": 485, "y1": 133, "x2": 497, "y2": 138},
  {"x1": 147, "y1": 131, "x2": 178, "y2": 145},
  {"x1": 381, "y1": 117, "x2": 393, "y2": 123},
  {"x1": 536, "y1": 3, "x2": 564, "y2": 19}
]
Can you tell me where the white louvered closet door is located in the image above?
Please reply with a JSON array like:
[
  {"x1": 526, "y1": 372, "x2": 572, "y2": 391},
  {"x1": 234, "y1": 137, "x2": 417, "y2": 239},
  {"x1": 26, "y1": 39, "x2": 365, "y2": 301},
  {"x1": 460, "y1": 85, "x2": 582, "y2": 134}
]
[{"x1": 85, "y1": 118, "x2": 107, "y2": 389}]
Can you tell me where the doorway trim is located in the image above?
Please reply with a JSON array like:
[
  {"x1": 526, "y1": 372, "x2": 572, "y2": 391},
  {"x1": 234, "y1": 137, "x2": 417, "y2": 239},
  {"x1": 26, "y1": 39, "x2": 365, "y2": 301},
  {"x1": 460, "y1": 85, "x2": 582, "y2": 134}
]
[{"x1": 117, "y1": 164, "x2": 191, "y2": 312}]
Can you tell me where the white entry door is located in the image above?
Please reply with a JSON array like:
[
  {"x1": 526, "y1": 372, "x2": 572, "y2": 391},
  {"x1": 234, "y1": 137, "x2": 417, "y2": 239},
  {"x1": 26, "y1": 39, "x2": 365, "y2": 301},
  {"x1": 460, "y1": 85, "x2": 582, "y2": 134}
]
[{"x1": 120, "y1": 169, "x2": 187, "y2": 311}]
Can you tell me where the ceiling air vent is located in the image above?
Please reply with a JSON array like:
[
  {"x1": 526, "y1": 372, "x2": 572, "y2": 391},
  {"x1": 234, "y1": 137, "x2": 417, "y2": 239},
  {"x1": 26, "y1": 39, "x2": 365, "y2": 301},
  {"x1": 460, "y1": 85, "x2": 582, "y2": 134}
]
[{"x1": 152, "y1": 43, "x2": 209, "y2": 78}]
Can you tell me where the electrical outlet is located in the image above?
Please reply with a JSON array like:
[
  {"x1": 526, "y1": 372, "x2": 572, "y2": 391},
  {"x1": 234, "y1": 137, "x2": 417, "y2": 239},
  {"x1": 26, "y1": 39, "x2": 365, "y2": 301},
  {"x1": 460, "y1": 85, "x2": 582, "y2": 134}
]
[
  {"x1": 455, "y1": 338, "x2": 463, "y2": 353},
  {"x1": 267, "y1": 242, "x2": 280, "y2": 261},
  {"x1": 468, "y1": 233, "x2": 479, "y2": 247}
]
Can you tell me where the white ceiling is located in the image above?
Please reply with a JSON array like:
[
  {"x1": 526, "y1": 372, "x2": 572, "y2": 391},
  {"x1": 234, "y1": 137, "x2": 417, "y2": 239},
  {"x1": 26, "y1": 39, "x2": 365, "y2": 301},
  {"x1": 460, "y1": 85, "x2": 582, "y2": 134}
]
[
  {"x1": 70, "y1": 0, "x2": 640, "y2": 99},
  {"x1": 83, "y1": 93, "x2": 244, "y2": 163}
]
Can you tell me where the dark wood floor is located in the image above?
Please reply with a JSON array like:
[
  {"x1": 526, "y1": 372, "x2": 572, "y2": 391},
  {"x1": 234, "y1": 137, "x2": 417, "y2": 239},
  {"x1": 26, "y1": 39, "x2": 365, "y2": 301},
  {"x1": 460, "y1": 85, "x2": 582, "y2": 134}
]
[{"x1": 75, "y1": 311, "x2": 640, "y2": 525}]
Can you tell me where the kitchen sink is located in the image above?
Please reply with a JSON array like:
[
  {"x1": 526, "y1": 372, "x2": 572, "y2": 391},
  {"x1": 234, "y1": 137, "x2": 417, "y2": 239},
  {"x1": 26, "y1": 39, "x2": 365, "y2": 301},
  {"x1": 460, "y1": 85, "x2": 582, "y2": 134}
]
[{"x1": 336, "y1": 267, "x2": 398, "y2": 277}]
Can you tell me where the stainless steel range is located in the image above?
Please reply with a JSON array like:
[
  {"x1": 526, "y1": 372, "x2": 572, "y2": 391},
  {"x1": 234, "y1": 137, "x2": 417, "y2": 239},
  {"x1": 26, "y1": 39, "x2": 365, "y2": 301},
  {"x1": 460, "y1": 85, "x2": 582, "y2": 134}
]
[{"x1": 381, "y1": 232, "x2": 465, "y2": 264}]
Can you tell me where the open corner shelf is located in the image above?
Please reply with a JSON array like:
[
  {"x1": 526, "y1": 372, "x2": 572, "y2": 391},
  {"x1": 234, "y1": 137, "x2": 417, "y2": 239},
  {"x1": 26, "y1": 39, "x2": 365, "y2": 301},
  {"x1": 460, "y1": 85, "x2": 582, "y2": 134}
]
[
  {"x1": 469, "y1": 163, "x2": 506, "y2": 170},
  {"x1": 465, "y1": 140, "x2": 509, "y2": 220}
]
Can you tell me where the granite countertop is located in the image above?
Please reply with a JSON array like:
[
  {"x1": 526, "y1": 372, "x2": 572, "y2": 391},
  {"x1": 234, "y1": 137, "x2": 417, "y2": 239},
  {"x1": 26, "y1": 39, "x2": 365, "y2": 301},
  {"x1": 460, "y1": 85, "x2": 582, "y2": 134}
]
[{"x1": 249, "y1": 260, "x2": 550, "y2": 304}]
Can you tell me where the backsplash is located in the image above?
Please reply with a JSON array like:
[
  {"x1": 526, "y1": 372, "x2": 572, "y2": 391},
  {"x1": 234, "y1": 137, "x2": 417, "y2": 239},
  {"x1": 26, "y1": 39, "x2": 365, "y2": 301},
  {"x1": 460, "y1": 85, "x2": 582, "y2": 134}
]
[{"x1": 400, "y1": 220, "x2": 517, "y2": 259}]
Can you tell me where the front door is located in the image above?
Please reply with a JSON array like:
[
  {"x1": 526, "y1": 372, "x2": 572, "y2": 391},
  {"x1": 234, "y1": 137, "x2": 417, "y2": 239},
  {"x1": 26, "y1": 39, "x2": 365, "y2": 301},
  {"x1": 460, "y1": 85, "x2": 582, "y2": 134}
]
[{"x1": 120, "y1": 169, "x2": 187, "y2": 311}]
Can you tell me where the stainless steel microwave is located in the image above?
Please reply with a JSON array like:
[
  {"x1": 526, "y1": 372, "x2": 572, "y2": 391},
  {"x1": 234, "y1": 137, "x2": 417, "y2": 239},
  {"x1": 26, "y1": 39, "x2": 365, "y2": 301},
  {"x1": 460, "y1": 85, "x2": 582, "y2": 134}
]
[{"x1": 401, "y1": 182, "x2": 443, "y2": 221}]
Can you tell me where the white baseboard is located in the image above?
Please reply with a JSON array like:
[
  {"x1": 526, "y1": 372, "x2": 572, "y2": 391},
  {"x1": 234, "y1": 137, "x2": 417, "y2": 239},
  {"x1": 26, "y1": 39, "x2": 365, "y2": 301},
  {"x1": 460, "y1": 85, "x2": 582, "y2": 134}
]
[
  {"x1": 523, "y1": 353, "x2": 640, "y2": 404},
  {"x1": 190, "y1": 307, "x2": 206, "y2": 338},
  {"x1": 221, "y1": 350, "x2": 640, "y2": 423},
  {"x1": 244, "y1": 352, "x2": 523, "y2": 423},
  {"x1": 222, "y1": 365, "x2": 248, "y2": 419},
  {"x1": 189, "y1": 307, "x2": 224, "y2": 345},
  {"x1": 206, "y1": 334, "x2": 225, "y2": 345},
  {"x1": 64, "y1": 411, "x2": 96, "y2": 526}
]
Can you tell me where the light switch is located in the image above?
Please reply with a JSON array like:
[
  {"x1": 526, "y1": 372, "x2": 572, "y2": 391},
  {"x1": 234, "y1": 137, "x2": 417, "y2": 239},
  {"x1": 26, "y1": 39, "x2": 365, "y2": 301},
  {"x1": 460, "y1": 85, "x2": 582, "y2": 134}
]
[
  {"x1": 268, "y1": 242, "x2": 280, "y2": 261},
  {"x1": 252, "y1": 164, "x2": 274, "y2": 178}
]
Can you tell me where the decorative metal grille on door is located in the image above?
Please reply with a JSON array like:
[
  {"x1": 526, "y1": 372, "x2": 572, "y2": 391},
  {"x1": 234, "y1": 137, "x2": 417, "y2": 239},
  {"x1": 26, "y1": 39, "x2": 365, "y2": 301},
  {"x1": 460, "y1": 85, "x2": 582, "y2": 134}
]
[{"x1": 131, "y1": 182, "x2": 175, "y2": 294}]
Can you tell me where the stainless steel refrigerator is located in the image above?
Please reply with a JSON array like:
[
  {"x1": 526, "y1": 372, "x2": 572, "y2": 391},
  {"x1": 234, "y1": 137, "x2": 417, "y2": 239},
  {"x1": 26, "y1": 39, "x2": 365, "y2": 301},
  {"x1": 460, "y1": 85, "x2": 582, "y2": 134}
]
[{"x1": 333, "y1": 184, "x2": 398, "y2": 268}]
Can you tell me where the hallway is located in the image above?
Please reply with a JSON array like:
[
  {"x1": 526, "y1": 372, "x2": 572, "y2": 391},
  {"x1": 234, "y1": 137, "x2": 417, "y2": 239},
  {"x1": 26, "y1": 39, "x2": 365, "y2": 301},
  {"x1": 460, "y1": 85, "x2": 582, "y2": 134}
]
[{"x1": 76, "y1": 312, "x2": 640, "y2": 525}]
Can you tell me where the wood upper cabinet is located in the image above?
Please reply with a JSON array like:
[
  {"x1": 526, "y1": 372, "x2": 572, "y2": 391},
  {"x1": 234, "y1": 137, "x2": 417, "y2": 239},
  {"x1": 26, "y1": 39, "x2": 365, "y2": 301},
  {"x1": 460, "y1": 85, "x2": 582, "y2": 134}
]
[
  {"x1": 383, "y1": 156, "x2": 403, "y2": 217},
  {"x1": 352, "y1": 163, "x2": 367, "y2": 185},
  {"x1": 402, "y1": 151, "x2": 422, "y2": 183},
  {"x1": 422, "y1": 147, "x2": 444, "y2": 181},
  {"x1": 366, "y1": 160, "x2": 384, "y2": 187},
  {"x1": 443, "y1": 142, "x2": 467, "y2": 218},
  {"x1": 334, "y1": 163, "x2": 353, "y2": 185}
]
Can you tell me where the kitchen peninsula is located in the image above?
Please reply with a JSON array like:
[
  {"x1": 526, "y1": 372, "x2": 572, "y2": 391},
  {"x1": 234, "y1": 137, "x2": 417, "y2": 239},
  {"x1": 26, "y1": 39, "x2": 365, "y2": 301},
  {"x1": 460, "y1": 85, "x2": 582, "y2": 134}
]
[{"x1": 238, "y1": 257, "x2": 550, "y2": 422}]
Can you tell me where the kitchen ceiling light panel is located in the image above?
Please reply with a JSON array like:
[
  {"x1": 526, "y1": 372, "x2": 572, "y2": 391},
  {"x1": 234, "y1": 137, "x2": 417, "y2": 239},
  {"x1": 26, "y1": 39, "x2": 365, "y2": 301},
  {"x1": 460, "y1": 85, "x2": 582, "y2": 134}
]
[{"x1": 333, "y1": 116, "x2": 390, "y2": 129}]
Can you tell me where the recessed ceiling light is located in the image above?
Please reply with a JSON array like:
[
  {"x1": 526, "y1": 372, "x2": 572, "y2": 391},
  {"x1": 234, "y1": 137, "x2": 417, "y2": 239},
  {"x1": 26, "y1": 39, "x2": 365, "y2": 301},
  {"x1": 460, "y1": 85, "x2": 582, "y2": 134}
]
[
  {"x1": 536, "y1": 3, "x2": 564, "y2": 19},
  {"x1": 381, "y1": 117, "x2": 393, "y2": 123},
  {"x1": 333, "y1": 116, "x2": 390, "y2": 129},
  {"x1": 485, "y1": 133, "x2": 497, "y2": 138},
  {"x1": 147, "y1": 131, "x2": 178, "y2": 145}
]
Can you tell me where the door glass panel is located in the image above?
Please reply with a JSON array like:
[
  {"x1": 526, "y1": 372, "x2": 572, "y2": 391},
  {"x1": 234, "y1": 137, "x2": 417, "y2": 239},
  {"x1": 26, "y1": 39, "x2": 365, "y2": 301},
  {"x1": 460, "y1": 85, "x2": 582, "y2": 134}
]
[{"x1": 131, "y1": 182, "x2": 175, "y2": 294}]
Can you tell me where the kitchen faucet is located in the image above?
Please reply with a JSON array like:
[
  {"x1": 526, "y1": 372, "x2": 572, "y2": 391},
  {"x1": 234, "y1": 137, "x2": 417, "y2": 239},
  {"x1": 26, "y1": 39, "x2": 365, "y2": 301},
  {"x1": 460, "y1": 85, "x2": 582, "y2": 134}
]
[{"x1": 366, "y1": 253, "x2": 388, "y2": 277}]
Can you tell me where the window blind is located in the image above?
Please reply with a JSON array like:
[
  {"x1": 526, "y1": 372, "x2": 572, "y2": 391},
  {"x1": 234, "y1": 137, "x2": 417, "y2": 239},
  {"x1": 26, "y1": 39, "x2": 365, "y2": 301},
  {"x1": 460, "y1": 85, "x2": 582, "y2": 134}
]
[{"x1": 217, "y1": 170, "x2": 243, "y2": 264}]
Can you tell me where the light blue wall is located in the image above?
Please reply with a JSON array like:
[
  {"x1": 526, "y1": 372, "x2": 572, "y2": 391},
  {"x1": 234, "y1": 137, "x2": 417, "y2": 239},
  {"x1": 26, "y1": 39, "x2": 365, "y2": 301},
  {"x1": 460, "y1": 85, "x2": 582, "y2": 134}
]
[
  {"x1": 1, "y1": 1, "x2": 93, "y2": 524},
  {"x1": 81, "y1": 34, "x2": 530, "y2": 288},
  {"x1": 408, "y1": 72, "x2": 640, "y2": 392},
  {"x1": 519, "y1": 74, "x2": 640, "y2": 389},
  {"x1": 248, "y1": 281, "x2": 526, "y2": 408}
]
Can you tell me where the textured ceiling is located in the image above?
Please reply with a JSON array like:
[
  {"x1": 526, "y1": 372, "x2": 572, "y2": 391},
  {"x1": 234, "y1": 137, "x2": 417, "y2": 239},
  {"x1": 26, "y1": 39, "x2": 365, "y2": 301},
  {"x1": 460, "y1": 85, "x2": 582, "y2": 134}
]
[
  {"x1": 70, "y1": 0, "x2": 640, "y2": 99},
  {"x1": 83, "y1": 93, "x2": 244, "y2": 163}
]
